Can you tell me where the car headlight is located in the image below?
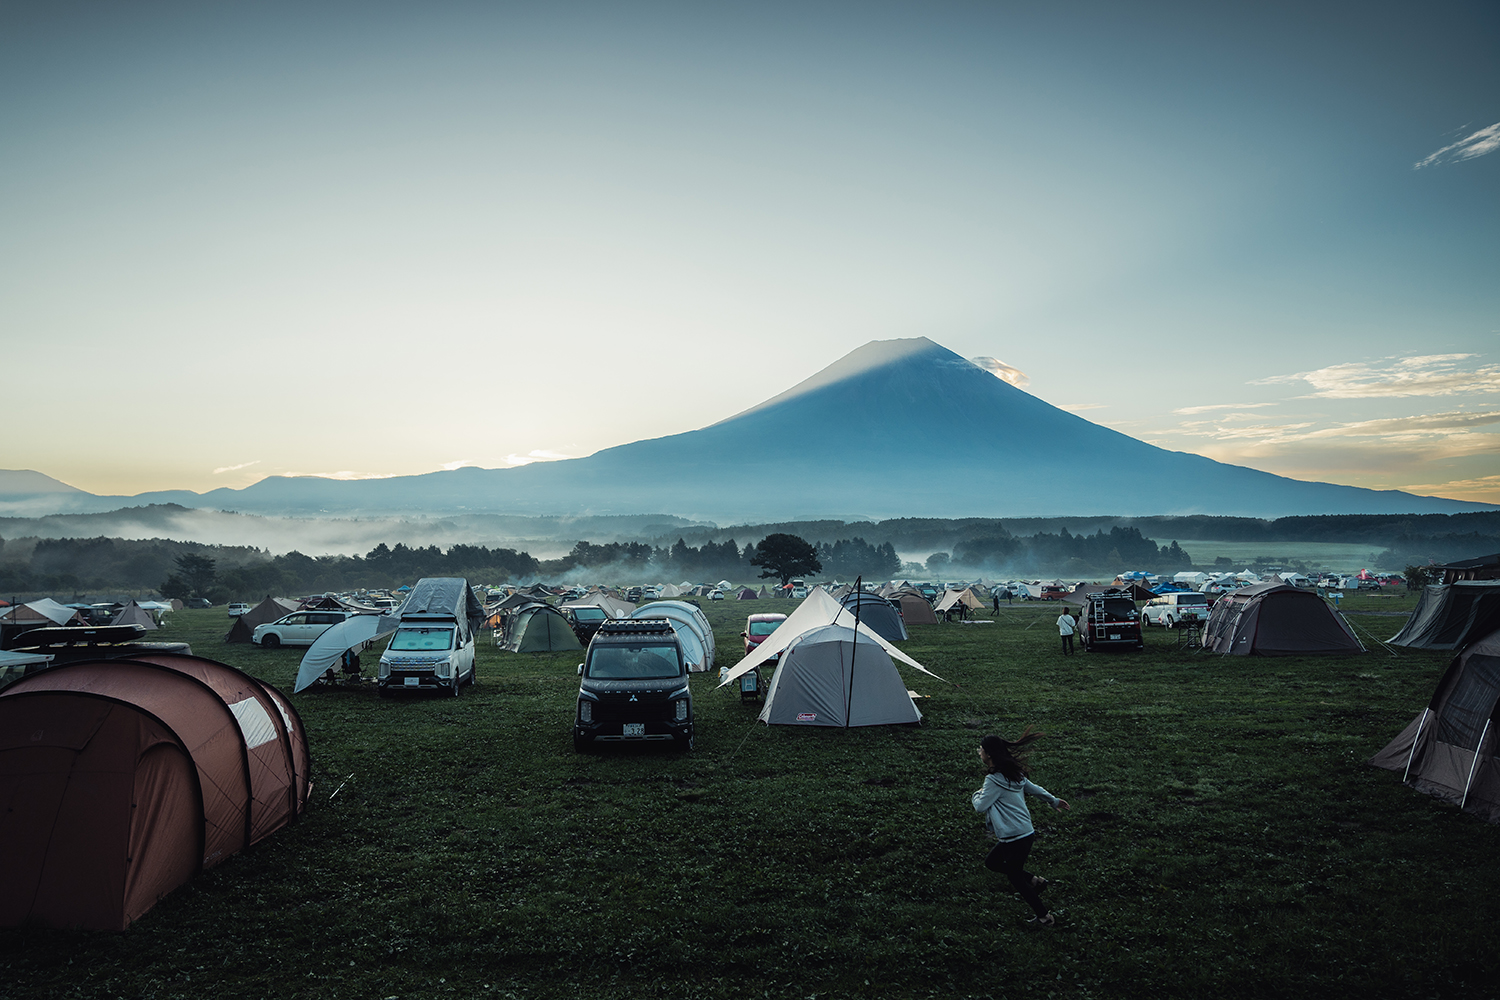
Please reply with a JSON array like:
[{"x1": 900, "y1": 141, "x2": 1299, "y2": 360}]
[
  {"x1": 580, "y1": 700, "x2": 593, "y2": 723},
  {"x1": 674, "y1": 699, "x2": 689, "y2": 722}
]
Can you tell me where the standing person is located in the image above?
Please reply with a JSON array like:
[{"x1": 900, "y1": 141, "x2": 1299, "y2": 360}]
[
  {"x1": 1057, "y1": 606, "x2": 1077, "y2": 655},
  {"x1": 993, "y1": 591, "x2": 1001, "y2": 615},
  {"x1": 972, "y1": 732, "x2": 1070, "y2": 927}
]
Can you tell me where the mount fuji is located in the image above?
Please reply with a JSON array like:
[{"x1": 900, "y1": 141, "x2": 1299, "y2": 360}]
[{"x1": 3, "y1": 338, "x2": 1491, "y2": 521}]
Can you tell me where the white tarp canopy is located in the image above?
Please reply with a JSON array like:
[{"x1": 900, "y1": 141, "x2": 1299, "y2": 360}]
[
  {"x1": 7, "y1": 599, "x2": 80, "y2": 626},
  {"x1": 0, "y1": 649, "x2": 52, "y2": 669},
  {"x1": 718, "y1": 588, "x2": 944, "y2": 688},
  {"x1": 758, "y1": 624, "x2": 922, "y2": 727},
  {"x1": 294, "y1": 613, "x2": 402, "y2": 692},
  {"x1": 934, "y1": 588, "x2": 986, "y2": 613},
  {"x1": 632, "y1": 600, "x2": 716, "y2": 672}
]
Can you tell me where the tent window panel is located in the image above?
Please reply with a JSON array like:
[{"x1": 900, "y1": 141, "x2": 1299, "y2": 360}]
[
  {"x1": 1436, "y1": 655, "x2": 1500, "y2": 750},
  {"x1": 229, "y1": 698, "x2": 280, "y2": 750}
]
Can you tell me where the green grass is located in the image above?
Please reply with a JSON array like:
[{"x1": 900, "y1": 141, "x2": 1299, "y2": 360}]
[{"x1": 3, "y1": 593, "x2": 1497, "y2": 999}]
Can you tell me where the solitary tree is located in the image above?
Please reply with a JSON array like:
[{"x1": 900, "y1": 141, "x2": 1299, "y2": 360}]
[
  {"x1": 750, "y1": 533, "x2": 821, "y2": 586},
  {"x1": 174, "y1": 553, "x2": 217, "y2": 597}
]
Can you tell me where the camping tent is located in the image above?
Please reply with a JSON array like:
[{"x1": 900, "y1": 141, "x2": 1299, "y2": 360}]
[
  {"x1": 1201, "y1": 583, "x2": 1364, "y2": 656},
  {"x1": 501, "y1": 603, "x2": 582, "y2": 653},
  {"x1": 720, "y1": 589, "x2": 944, "y2": 692},
  {"x1": 1371, "y1": 628, "x2": 1500, "y2": 823},
  {"x1": 1389, "y1": 582, "x2": 1500, "y2": 650},
  {"x1": 562, "y1": 594, "x2": 635, "y2": 619},
  {"x1": 934, "y1": 588, "x2": 986, "y2": 616},
  {"x1": 109, "y1": 600, "x2": 159, "y2": 631},
  {"x1": 891, "y1": 592, "x2": 939, "y2": 625},
  {"x1": 736, "y1": 587, "x2": 758, "y2": 600},
  {"x1": 632, "y1": 601, "x2": 716, "y2": 672},
  {"x1": 0, "y1": 652, "x2": 309, "y2": 929},
  {"x1": 224, "y1": 597, "x2": 299, "y2": 643},
  {"x1": 838, "y1": 592, "x2": 908, "y2": 642},
  {"x1": 758, "y1": 623, "x2": 921, "y2": 727}
]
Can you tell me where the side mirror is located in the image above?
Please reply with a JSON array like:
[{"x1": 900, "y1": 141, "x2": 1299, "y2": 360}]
[{"x1": 577, "y1": 664, "x2": 584, "y2": 676}]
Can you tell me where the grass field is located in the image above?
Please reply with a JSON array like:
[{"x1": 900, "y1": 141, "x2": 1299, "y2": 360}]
[{"x1": 3, "y1": 592, "x2": 1497, "y2": 999}]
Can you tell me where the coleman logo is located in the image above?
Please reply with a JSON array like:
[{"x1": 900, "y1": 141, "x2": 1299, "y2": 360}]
[{"x1": 797, "y1": 713, "x2": 816, "y2": 722}]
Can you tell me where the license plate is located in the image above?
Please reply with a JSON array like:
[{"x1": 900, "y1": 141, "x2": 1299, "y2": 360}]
[
  {"x1": 1109, "y1": 634, "x2": 1120, "y2": 640},
  {"x1": 404, "y1": 677, "x2": 419, "y2": 687},
  {"x1": 623, "y1": 722, "x2": 645, "y2": 737}
]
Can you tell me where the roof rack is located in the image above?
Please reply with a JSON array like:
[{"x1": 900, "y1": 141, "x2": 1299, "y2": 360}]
[{"x1": 596, "y1": 618, "x2": 675, "y2": 635}]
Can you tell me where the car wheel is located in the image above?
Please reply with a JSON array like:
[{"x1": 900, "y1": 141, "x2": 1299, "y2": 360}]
[
  {"x1": 261, "y1": 634, "x2": 280, "y2": 649},
  {"x1": 450, "y1": 676, "x2": 461, "y2": 697},
  {"x1": 1164, "y1": 614, "x2": 1175, "y2": 629},
  {"x1": 676, "y1": 732, "x2": 695, "y2": 752}
]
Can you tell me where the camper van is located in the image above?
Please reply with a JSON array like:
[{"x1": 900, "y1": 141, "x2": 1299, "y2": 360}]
[
  {"x1": 573, "y1": 618, "x2": 693, "y2": 751},
  {"x1": 377, "y1": 578, "x2": 483, "y2": 697}
]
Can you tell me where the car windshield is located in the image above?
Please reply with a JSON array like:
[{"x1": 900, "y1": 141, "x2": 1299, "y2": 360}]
[
  {"x1": 571, "y1": 607, "x2": 607, "y2": 621},
  {"x1": 1178, "y1": 595, "x2": 1208, "y2": 605},
  {"x1": 748, "y1": 620, "x2": 783, "y2": 636},
  {"x1": 388, "y1": 627, "x2": 454, "y2": 651},
  {"x1": 587, "y1": 643, "x2": 681, "y2": 679}
]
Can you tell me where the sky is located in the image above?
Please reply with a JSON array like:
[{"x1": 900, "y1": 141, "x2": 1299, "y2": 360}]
[{"x1": 2, "y1": 1, "x2": 1497, "y2": 504}]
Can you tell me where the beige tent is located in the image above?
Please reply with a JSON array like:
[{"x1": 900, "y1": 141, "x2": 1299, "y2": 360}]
[
  {"x1": 934, "y1": 588, "x2": 986, "y2": 614},
  {"x1": 892, "y1": 592, "x2": 939, "y2": 625},
  {"x1": 109, "y1": 601, "x2": 159, "y2": 631}
]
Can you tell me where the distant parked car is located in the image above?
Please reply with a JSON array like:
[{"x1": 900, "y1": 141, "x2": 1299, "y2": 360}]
[
  {"x1": 709, "y1": 589, "x2": 725, "y2": 601},
  {"x1": 186, "y1": 598, "x2": 212, "y2": 609},
  {"x1": 742, "y1": 613, "x2": 788, "y2": 658},
  {"x1": 1140, "y1": 592, "x2": 1211, "y2": 628},
  {"x1": 227, "y1": 603, "x2": 252, "y2": 617},
  {"x1": 253, "y1": 611, "x2": 353, "y2": 648}
]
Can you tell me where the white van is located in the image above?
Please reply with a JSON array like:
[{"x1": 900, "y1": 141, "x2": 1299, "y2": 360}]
[
  {"x1": 377, "y1": 577, "x2": 483, "y2": 697},
  {"x1": 1140, "y1": 592, "x2": 1211, "y2": 628}
]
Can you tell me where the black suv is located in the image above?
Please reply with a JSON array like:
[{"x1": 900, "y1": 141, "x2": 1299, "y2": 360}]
[{"x1": 574, "y1": 619, "x2": 693, "y2": 752}]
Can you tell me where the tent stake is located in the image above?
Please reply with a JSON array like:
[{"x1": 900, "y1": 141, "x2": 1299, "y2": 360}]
[{"x1": 1460, "y1": 719, "x2": 1491, "y2": 810}]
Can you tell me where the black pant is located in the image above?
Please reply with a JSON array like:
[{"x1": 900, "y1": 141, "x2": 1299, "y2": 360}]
[
  {"x1": 985, "y1": 834, "x2": 1047, "y2": 917},
  {"x1": 1061, "y1": 633, "x2": 1074, "y2": 654}
]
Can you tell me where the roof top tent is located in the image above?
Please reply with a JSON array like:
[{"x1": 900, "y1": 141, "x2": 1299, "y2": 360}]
[
  {"x1": 400, "y1": 577, "x2": 485, "y2": 644},
  {"x1": 759, "y1": 623, "x2": 921, "y2": 727},
  {"x1": 224, "y1": 597, "x2": 300, "y2": 643},
  {"x1": 0, "y1": 652, "x2": 309, "y2": 929},
  {"x1": 1201, "y1": 583, "x2": 1364, "y2": 656},
  {"x1": 838, "y1": 593, "x2": 908, "y2": 642},
  {"x1": 631, "y1": 601, "x2": 715, "y2": 672},
  {"x1": 1389, "y1": 582, "x2": 1500, "y2": 650},
  {"x1": 501, "y1": 603, "x2": 582, "y2": 653},
  {"x1": 1433, "y1": 552, "x2": 1500, "y2": 585},
  {"x1": 1371, "y1": 629, "x2": 1500, "y2": 823}
]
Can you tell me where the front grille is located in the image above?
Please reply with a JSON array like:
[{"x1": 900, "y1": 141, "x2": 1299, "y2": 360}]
[{"x1": 592, "y1": 697, "x2": 674, "y2": 724}]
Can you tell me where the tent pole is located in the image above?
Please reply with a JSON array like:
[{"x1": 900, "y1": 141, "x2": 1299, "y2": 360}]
[
  {"x1": 1403, "y1": 708, "x2": 1431, "y2": 782},
  {"x1": 845, "y1": 576, "x2": 862, "y2": 727},
  {"x1": 1460, "y1": 718, "x2": 1491, "y2": 810}
]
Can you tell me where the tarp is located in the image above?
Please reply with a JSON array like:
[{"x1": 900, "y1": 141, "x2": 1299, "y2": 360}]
[
  {"x1": 1201, "y1": 583, "x2": 1364, "y2": 656},
  {"x1": 400, "y1": 578, "x2": 484, "y2": 641},
  {"x1": 0, "y1": 653, "x2": 308, "y2": 930},
  {"x1": 224, "y1": 597, "x2": 299, "y2": 643},
  {"x1": 0, "y1": 599, "x2": 84, "y2": 627},
  {"x1": 1389, "y1": 582, "x2": 1500, "y2": 650},
  {"x1": 562, "y1": 595, "x2": 635, "y2": 619},
  {"x1": 759, "y1": 624, "x2": 922, "y2": 727},
  {"x1": 501, "y1": 603, "x2": 582, "y2": 653},
  {"x1": 632, "y1": 601, "x2": 716, "y2": 672},
  {"x1": 838, "y1": 593, "x2": 909, "y2": 642},
  {"x1": 294, "y1": 613, "x2": 402, "y2": 692},
  {"x1": 1371, "y1": 629, "x2": 1500, "y2": 823},
  {"x1": 934, "y1": 588, "x2": 986, "y2": 613},
  {"x1": 719, "y1": 589, "x2": 943, "y2": 688},
  {"x1": 109, "y1": 601, "x2": 158, "y2": 631}
]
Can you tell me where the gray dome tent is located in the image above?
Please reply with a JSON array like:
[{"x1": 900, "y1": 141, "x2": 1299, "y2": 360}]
[
  {"x1": 501, "y1": 603, "x2": 582, "y2": 653},
  {"x1": 631, "y1": 601, "x2": 715, "y2": 672},
  {"x1": 759, "y1": 623, "x2": 921, "y2": 727},
  {"x1": 837, "y1": 593, "x2": 908, "y2": 642},
  {"x1": 1389, "y1": 582, "x2": 1500, "y2": 650}
]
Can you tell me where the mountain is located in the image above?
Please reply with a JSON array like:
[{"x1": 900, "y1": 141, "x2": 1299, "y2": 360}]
[{"x1": 3, "y1": 338, "x2": 1493, "y2": 521}]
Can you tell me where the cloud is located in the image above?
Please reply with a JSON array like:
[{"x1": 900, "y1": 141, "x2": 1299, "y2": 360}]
[
  {"x1": 1402, "y1": 474, "x2": 1500, "y2": 503},
  {"x1": 441, "y1": 460, "x2": 472, "y2": 471},
  {"x1": 1414, "y1": 122, "x2": 1500, "y2": 169},
  {"x1": 1057, "y1": 403, "x2": 1107, "y2": 411},
  {"x1": 212, "y1": 460, "x2": 260, "y2": 475},
  {"x1": 1177, "y1": 409, "x2": 1500, "y2": 459},
  {"x1": 503, "y1": 449, "x2": 575, "y2": 467},
  {"x1": 1172, "y1": 403, "x2": 1275, "y2": 415},
  {"x1": 969, "y1": 357, "x2": 1029, "y2": 388},
  {"x1": 276, "y1": 471, "x2": 398, "y2": 480},
  {"x1": 1253, "y1": 354, "x2": 1500, "y2": 398}
]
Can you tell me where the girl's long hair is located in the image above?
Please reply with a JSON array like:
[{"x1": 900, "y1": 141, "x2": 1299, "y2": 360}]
[{"x1": 981, "y1": 729, "x2": 1044, "y2": 782}]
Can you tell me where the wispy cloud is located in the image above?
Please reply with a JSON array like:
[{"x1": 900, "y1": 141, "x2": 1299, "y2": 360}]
[
  {"x1": 276, "y1": 471, "x2": 398, "y2": 480},
  {"x1": 441, "y1": 459, "x2": 472, "y2": 471},
  {"x1": 969, "y1": 357, "x2": 1029, "y2": 389},
  {"x1": 503, "y1": 449, "x2": 575, "y2": 467},
  {"x1": 1173, "y1": 402, "x2": 1275, "y2": 415},
  {"x1": 1403, "y1": 474, "x2": 1500, "y2": 502},
  {"x1": 213, "y1": 460, "x2": 260, "y2": 474},
  {"x1": 1253, "y1": 354, "x2": 1500, "y2": 398},
  {"x1": 1179, "y1": 409, "x2": 1500, "y2": 454},
  {"x1": 1415, "y1": 122, "x2": 1500, "y2": 169},
  {"x1": 1057, "y1": 403, "x2": 1106, "y2": 412}
]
